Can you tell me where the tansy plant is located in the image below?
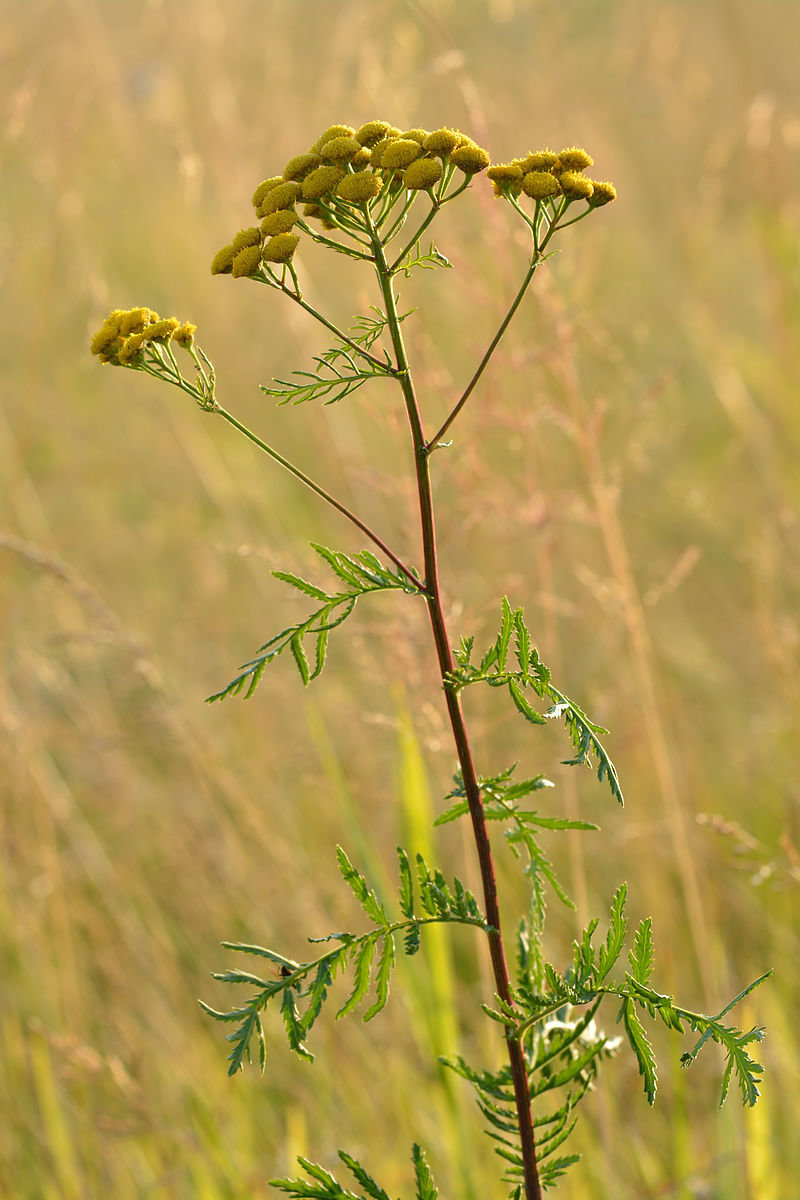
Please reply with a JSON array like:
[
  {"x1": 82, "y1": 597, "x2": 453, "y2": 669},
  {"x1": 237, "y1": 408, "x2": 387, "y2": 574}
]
[{"x1": 91, "y1": 121, "x2": 769, "y2": 1199}]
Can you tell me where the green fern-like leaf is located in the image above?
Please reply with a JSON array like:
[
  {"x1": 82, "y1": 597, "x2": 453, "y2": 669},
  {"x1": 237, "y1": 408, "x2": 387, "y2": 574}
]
[
  {"x1": 628, "y1": 918, "x2": 655, "y2": 985},
  {"x1": 620, "y1": 997, "x2": 658, "y2": 1104},
  {"x1": 411, "y1": 1144, "x2": 438, "y2": 1200},
  {"x1": 446, "y1": 602, "x2": 623, "y2": 805},
  {"x1": 208, "y1": 545, "x2": 422, "y2": 702},
  {"x1": 336, "y1": 846, "x2": 390, "y2": 926}
]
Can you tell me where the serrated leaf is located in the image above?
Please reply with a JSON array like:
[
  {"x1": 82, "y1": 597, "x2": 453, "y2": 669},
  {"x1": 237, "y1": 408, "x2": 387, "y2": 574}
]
[
  {"x1": 538, "y1": 1156, "x2": 581, "y2": 1187},
  {"x1": 210, "y1": 967, "x2": 274, "y2": 988},
  {"x1": 404, "y1": 923, "x2": 421, "y2": 955},
  {"x1": 719, "y1": 1053, "x2": 734, "y2": 1108},
  {"x1": 337, "y1": 1151, "x2": 391, "y2": 1200},
  {"x1": 290, "y1": 632, "x2": 310, "y2": 685},
  {"x1": 337, "y1": 937, "x2": 377, "y2": 1018},
  {"x1": 513, "y1": 812, "x2": 598, "y2": 832},
  {"x1": 629, "y1": 918, "x2": 655, "y2": 985},
  {"x1": 197, "y1": 999, "x2": 252, "y2": 1023},
  {"x1": 432, "y1": 798, "x2": 469, "y2": 825},
  {"x1": 513, "y1": 609, "x2": 531, "y2": 675},
  {"x1": 411, "y1": 1144, "x2": 438, "y2": 1200},
  {"x1": 272, "y1": 570, "x2": 332, "y2": 602},
  {"x1": 280, "y1": 989, "x2": 313, "y2": 1062},
  {"x1": 221, "y1": 942, "x2": 298, "y2": 966},
  {"x1": 312, "y1": 628, "x2": 328, "y2": 679},
  {"x1": 301, "y1": 959, "x2": 335, "y2": 1035},
  {"x1": 596, "y1": 883, "x2": 628, "y2": 983},
  {"x1": 496, "y1": 597, "x2": 514, "y2": 669},
  {"x1": 725, "y1": 1026, "x2": 767, "y2": 1108},
  {"x1": 508, "y1": 679, "x2": 547, "y2": 725},
  {"x1": 256, "y1": 1014, "x2": 267, "y2": 1072},
  {"x1": 478, "y1": 642, "x2": 499, "y2": 673},
  {"x1": 364, "y1": 934, "x2": 395, "y2": 1021},
  {"x1": 336, "y1": 846, "x2": 389, "y2": 925},
  {"x1": 397, "y1": 847, "x2": 414, "y2": 917},
  {"x1": 273, "y1": 1157, "x2": 346, "y2": 1197},
  {"x1": 620, "y1": 998, "x2": 657, "y2": 1104}
]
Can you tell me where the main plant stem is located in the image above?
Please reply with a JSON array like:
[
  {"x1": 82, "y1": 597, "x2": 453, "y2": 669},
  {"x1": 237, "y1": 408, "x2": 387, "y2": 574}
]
[{"x1": 368, "y1": 216, "x2": 543, "y2": 1200}]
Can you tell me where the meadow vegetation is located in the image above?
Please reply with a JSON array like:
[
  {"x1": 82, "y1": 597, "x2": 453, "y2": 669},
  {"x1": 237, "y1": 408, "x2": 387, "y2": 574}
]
[{"x1": 1, "y1": 1, "x2": 798, "y2": 1197}]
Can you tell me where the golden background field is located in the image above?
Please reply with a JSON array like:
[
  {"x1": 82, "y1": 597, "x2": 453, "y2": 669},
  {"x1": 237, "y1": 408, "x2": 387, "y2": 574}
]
[{"x1": 2, "y1": 1, "x2": 798, "y2": 1196}]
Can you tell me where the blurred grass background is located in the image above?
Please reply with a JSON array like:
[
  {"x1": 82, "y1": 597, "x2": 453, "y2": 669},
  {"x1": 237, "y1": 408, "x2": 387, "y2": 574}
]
[{"x1": 1, "y1": 0, "x2": 798, "y2": 1196}]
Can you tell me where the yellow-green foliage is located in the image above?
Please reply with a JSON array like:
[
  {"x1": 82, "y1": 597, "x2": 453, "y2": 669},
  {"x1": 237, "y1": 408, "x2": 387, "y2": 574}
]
[{"x1": 2, "y1": 2, "x2": 798, "y2": 1199}]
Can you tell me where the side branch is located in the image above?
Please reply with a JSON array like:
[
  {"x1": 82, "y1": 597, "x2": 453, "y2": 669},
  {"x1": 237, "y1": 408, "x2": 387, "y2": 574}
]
[
  {"x1": 276, "y1": 284, "x2": 392, "y2": 375},
  {"x1": 427, "y1": 256, "x2": 540, "y2": 451},
  {"x1": 215, "y1": 406, "x2": 420, "y2": 589}
]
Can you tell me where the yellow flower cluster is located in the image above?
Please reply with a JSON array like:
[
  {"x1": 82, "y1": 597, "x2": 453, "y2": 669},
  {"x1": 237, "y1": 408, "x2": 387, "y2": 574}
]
[
  {"x1": 89, "y1": 307, "x2": 196, "y2": 365},
  {"x1": 211, "y1": 120, "x2": 494, "y2": 278},
  {"x1": 487, "y1": 146, "x2": 616, "y2": 209}
]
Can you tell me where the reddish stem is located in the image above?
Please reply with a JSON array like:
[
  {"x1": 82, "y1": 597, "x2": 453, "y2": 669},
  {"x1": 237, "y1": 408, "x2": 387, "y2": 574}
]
[{"x1": 368, "y1": 217, "x2": 543, "y2": 1200}]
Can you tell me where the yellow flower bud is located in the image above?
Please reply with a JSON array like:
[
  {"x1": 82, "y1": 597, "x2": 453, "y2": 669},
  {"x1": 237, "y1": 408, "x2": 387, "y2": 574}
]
[
  {"x1": 120, "y1": 307, "x2": 155, "y2": 337},
  {"x1": 173, "y1": 322, "x2": 197, "y2": 348},
  {"x1": 336, "y1": 172, "x2": 383, "y2": 202},
  {"x1": 423, "y1": 127, "x2": 462, "y2": 156},
  {"x1": 260, "y1": 181, "x2": 301, "y2": 215},
  {"x1": 487, "y1": 163, "x2": 523, "y2": 182},
  {"x1": 145, "y1": 318, "x2": 181, "y2": 341},
  {"x1": 105, "y1": 309, "x2": 126, "y2": 332},
  {"x1": 261, "y1": 210, "x2": 299, "y2": 235},
  {"x1": 557, "y1": 147, "x2": 594, "y2": 171},
  {"x1": 381, "y1": 138, "x2": 423, "y2": 169},
  {"x1": 318, "y1": 136, "x2": 361, "y2": 162},
  {"x1": 231, "y1": 227, "x2": 261, "y2": 253},
  {"x1": 211, "y1": 244, "x2": 235, "y2": 275},
  {"x1": 403, "y1": 158, "x2": 442, "y2": 190},
  {"x1": 522, "y1": 171, "x2": 562, "y2": 199},
  {"x1": 351, "y1": 147, "x2": 372, "y2": 170},
  {"x1": 251, "y1": 177, "x2": 284, "y2": 208},
  {"x1": 118, "y1": 332, "x2": 148, "y2": 364},
  {"x1": 232, "y1": 245, "x2": 262, "y2": 277},
  {"x1": 283, "y1": 153, "x2": 322, "y2": 182},
  {"x1": 97, "y1": 339, "x2": 123, "y2": 363},
  {"x1": 354, "y1": 120, "x2": 394, "y2": 147},
  {"x1": 400, "y1": 128, "x2": 430, "y2": 145},
  {"x1": 301, "y1": 165, "x2": 345, "y2": 199},
  {"x1": 559, "y1": 171, "x2": 594, "y2": 200},
  {"x1": 370, "y1": 136, "x2": 395, "y2": 168},
  {"x1": 587, "y1": 180, "x2": 617, "y2": 207},
  {"x1": 262, "y1": 233, "x2": 300, "y2": 263},
  {"x1": 302, "y1": 203, "x2": 323, "y2": 219},
  {"x1": 450, "y1": 142, "x2": 491, "y2": 174},
  {"x1": 311, "y1": 124, "x2": 356, "y2": 153},
  {"x1": 516, "y1": 151, "x2": 559, "y2": 173},
  {"x1": 90, "y1": 311, "x2": 125, "y2": 356}
]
